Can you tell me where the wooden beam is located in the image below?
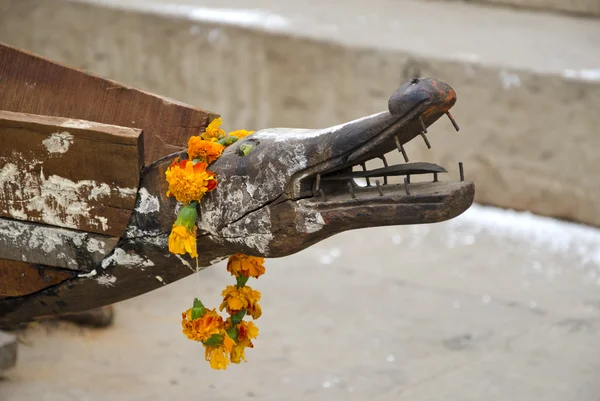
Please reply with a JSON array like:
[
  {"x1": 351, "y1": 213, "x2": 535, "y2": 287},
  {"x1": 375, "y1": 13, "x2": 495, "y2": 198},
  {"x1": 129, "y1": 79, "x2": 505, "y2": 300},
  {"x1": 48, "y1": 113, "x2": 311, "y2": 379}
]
[
  {"x1": 0, "y1": 259, "x2": 75, "y2": 298},
  {"x1": 0, "y1": 43, "x2": 219, "y2": 166},
  {"x1": 0, "y1": 110, "x2": 142, "y2": 237}
]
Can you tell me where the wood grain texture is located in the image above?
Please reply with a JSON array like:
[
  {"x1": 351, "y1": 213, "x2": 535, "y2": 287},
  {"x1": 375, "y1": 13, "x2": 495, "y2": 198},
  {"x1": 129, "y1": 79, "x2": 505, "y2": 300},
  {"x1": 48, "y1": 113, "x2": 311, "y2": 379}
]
[
  {"x1": 0, "y1": 43, "x2": 219, "y2": 166},
  {"x1": 0, "y1": 259, "x2": 75, "y2": 298},
  {"x1": 0, "y1": 110, "x2": 143, "y2": 236},
  {"x1": 0, "y1": 217, "x2": 119, "y2": 272}
]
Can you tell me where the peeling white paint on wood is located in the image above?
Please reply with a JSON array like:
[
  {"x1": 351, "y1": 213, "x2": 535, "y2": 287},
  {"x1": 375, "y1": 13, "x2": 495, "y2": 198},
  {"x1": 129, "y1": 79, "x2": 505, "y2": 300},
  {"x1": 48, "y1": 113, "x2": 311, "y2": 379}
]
[
  {"x1": 42, "y1": 132, "x2": 74, "y2": 154},
  {"x1": 96, "y1": 274, "x2": 117, "y2": 286},
  {"x1": 253, "y1": 112, "x2": 387, "y2": 141},
  {"x1": 60, "y1": 119, "x2": 92, "y2": 129},
  {"x1": 135, "y1": 188, "x2": 160, "y2": 214},
  {"x1": 101, "y1": 247, "x2": 155, "y2": 269},
  {"x1": 78, "y1": 269, "x2": 97, "y2": 278},
  {"x1": 294, "y1": 204, "x2": 325, "y2": 233},
  {"x1": 0, "y1": 151, "x2": 137, "y2": 233},
  {"x1": 0, "y1": 217, "x2": 114, "y2": 270}
]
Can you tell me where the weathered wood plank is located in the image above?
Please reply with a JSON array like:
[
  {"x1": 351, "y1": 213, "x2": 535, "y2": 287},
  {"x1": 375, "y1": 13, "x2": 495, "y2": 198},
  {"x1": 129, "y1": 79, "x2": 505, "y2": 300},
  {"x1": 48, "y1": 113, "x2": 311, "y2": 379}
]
[
  {"x1": 0, "y1": 43, "x2": 219, "y2": 166},
  {"x1": 0, "y1": 259, "x2": 75, "y2": 298},
  {"x1": 0, "y1": 111, "x2": 142, "y2": 236},
  {"x1": 0, "y1": 330, "x2": 17, "y2": 370},
  {"x1": 0, "y1": 217, "x2": 119, "y2": 272}
]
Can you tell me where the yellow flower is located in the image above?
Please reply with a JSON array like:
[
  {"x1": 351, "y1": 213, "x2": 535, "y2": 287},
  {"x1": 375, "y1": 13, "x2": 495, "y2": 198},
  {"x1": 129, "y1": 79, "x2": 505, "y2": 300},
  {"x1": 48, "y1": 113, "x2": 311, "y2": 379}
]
[
  {"x1": 181, "y1": 308, "x2": 223, "y2": 342},
  {"x1": 165, "y1": 158, "x2": 217, "y2": 204},
  {"x1": 201, "y1": 117, "x2": 226, "y2": 142},
  {"x1": 188, "y1": 136, "x2": 225, "y2": 164},
  {"x1": 204, "y1": 333, "x2": 235, "y2": 370},
  {"x1": 227, "y1": 253, "x2": 266, "y2": 278},
  {"x1": 169, "y1": 224, "x2": 198, "y2": 258},
  {"x1": 230, "y1": 321, "x2": 259, "y2": 364},
  {"x1": 228, "y1": 129, "x2": 254, "y2": 140},
  {"x1": 220, "y1": 285, "x2": 262, "y2": 319}
]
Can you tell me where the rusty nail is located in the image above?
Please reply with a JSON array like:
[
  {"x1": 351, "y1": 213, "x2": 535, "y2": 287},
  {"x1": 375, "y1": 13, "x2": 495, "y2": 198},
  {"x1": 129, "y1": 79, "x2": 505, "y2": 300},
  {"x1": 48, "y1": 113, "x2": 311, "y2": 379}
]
[
  {"x1": 433, "y1": 172, "x2": 438, "y2": 182},
  {"x1": 459, "y1": 162, "x2": 464, "y2": 181},
  {"x1": 446, "y1": 112, "x2": 460, "y2": 132},
  {"x1": 315, "y1": 173, "x2": 321, "y2": 192},
  {"x1": 420, "y1": 132, "x2": 431, "y2": 149},
  {"x1": 361, "y1": 162, "x2": 371, "y2": 186},
  {"x1": 419, "y1": 116, "x2": 428, "y2": 133},
  {"x1": 404, "y1": 177, "x2": 410, "y2": 195},
  {"x1": 394, "y1": 136, "x2": 409, "y2": 162},
  {"x1": 319, "y1": 189, "x2": 326, "y2": 201},
  {"x1": 376, "y1": 180, "x2": 384, "y2": 196},
  {"x1": 406, "y1": 174, "x2": 411, "y2": 184}
]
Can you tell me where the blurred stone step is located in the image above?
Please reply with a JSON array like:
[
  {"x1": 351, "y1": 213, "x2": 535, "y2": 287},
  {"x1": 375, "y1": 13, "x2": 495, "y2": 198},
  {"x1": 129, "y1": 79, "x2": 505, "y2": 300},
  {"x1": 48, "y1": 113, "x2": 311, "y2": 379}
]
[
  {"x1": 0, "y1": 0, "x2": 599, "y2": 226},
  {"x1": 0, "y1": 330, "x2": 17, "y2": 370},
  {"x1": 431, "y1": 0, "x2": 600, "y2": 18}
]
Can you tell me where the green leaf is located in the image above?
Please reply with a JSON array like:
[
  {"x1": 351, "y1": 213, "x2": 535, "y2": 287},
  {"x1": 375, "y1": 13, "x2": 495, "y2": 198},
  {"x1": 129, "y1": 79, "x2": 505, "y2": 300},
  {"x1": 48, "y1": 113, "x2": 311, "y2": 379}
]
[
  {"x1": 230, "y1": 309, "x2": 246, "y2": 325},
  {"x1": 225, "y1": 326, "x2": 239, "y2": 342},
  {"x1": 203, "y1": 334, "x2": 224, "y2": 346},
  {"x1": 236, "y1": 274, "x2": 249, "y2": 288},
  {"x1": 191, "y1": 298, "x2": 206, "y2": 320}
]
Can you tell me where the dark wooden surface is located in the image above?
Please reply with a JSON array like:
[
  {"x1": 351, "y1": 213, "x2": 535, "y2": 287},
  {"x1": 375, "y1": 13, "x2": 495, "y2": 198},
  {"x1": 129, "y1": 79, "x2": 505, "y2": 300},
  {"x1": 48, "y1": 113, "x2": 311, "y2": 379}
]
[
  {"x1": 0, "y1": 43, "x2": 219, "y2": 166},
  {"x1": 0, "y1": 259, "x2": 75, "y2": 298},
  {"x1": 0, "y1": 110, "x2": 143, "y2": 237}
]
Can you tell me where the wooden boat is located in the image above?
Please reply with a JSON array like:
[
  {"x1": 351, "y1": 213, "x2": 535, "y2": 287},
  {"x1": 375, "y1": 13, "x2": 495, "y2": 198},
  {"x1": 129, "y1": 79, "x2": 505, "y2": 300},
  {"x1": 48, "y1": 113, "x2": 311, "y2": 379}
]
[{"x1": 0, "y1": 43, "x2": 474, "y2": 327}]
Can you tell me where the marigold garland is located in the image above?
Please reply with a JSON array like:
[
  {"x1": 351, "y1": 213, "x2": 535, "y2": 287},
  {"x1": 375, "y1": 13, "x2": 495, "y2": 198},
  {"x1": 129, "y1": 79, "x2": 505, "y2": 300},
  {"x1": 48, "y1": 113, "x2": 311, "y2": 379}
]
[{"x1": 165, "y1": 117, "x2": 264, "y2": 370}]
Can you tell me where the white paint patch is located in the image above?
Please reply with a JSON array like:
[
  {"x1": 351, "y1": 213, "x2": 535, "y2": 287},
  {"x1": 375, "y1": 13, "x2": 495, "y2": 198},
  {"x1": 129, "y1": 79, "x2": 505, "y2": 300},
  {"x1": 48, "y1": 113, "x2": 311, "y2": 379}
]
[
  {"x1": 86, "y1": 238, "x2": 107, "y2": 254},
  {"x1": 101, "y1": 247, "x2": 155, "y2": 269},
  {"x1": 61, "y1": 119, "x2": 92, "y2": 129},
  {"x1": 499, "y1": 70, "x2": 521, "y2": 89},
  {"x1": 221, "y1": 208, "x2": 273, "y2": 254},
  {"x1": 254, "y1": 112, "x2": 387, "y2": 142},
  {"x1": 175, "y1": 254, "x2": 194, "y2": 272},
  {"x1": 96, "y1": 274, "x2": 117, "y2": 287},
  {"x1": 562, "y1": 68, "x2": 600, "y2": 82},
  {"x1": 210, "y1": 256, "x2": 229, "y2": 265},
  {"x1": 155, "y1": 275, "x2": 165, "y2": 284},
  {"x1": 42, "y1": 132, "x2": 74, "y2": 154},
  {"x1": 117, "y1": 187, "x2": 137, "y2": 198},
  {"x1": 0, "y1": 163, "x2": 18, "y2": 187},
  {"x1": 78, "y1": 269, "x2": 97, "y2": 278},
  {"x1": 295, "y1": 204, "x2": 325, "y2": 233},
  {"x1": 135, "y1": 188, "x2": 160, "y2": 214},
  {"x1": 0, "y1": 152, "x2": 137, "y2": 231}
]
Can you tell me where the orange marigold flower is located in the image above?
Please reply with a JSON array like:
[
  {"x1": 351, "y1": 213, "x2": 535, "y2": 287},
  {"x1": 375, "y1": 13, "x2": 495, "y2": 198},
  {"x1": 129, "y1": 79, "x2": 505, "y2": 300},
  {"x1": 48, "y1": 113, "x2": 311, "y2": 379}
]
[
  {"x1": 230, "y1": 321, "x2": 259, "y2": 364},
  {"x1": 165, "y1": 159, "x2": 218, "y2": 204},
  {"x1": 228, "y1": 129, "x2": 255, "y2": 140},
  {"x1": 220, "y1": 285, "x2": 262, "y2": 319},
  {"x1": 204, "y1": 333, "x2": 235, "y2": 370},
  {"x1": 168, "y1": 224, "x2": 198, "y2": 258},
  {"x1": 181, "y1": 308, "x2": 223, "y2": 342},
  {"x1": 201, "y1": 117, "x2": 226, "y2": 142},
  {"x1": 188, "y1": 136, "x2": 225, "y2": 163},
  {"x1": 227, "y1": 253, "x2": 266, "y2": 278}
]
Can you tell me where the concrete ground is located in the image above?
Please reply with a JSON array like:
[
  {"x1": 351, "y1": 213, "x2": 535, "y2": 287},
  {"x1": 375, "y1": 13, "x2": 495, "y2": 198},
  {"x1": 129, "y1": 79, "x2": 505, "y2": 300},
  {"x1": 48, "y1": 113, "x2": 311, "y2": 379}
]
[{"x1": 2, "y1": 204, "x2": 600, "y2": 401}]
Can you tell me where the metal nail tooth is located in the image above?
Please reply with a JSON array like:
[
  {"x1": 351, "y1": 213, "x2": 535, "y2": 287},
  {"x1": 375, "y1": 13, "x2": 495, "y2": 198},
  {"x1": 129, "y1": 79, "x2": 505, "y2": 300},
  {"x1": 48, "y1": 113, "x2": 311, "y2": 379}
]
[
  {"x1": 394, "y1": 136, "x2": 409, "y2": 162},
  {"x1": 459, "y1": 161, "x2": 464, "y2": 181},
  {"x1": 347, "y1": 182, "x2": 356, "y2": 199},
  {"x1": 319, "y1": 189, "x2": 326, "y2": 201},
  {"x1": 433, "y1": 172, "x2": 438, "y2": 182},
  {"x1": 446, "y1": 112, "x2": 460, "y2": 132},
  {"x1": 379, "y1": 156, "x2": 388, "y2": 184},
  {"x1": 406, "y1": 174, "x2": 411, "y2": 184},
  {"x1": 420, "y1": 132, "x2": 431, "y2": 149},
  {"x1": 404, "y1": 177, "x2": 410, "y2": 195},
  {"x1": 361, "y1": 163, "x2": 371, "y2": 186},
  {"x1": 376, "y1": 180, "x2": 384, "y2": 196},
  {"x1": 419, "y1": 116, "x2": 428, "y2": 134}
]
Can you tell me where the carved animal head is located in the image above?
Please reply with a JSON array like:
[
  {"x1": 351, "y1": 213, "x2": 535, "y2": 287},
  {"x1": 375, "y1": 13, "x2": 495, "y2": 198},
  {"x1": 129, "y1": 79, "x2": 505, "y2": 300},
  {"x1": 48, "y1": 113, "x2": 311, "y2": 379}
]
[{"x1": 0, "y1": 78, "x2": 474, "y2": 324}]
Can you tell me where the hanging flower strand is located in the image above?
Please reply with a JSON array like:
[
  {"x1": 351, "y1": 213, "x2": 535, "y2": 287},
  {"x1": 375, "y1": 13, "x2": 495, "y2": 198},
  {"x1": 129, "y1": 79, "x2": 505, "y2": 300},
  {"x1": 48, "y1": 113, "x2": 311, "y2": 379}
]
[{"x1": 164, "y1": 117, "x2": 262, "y2": 370}]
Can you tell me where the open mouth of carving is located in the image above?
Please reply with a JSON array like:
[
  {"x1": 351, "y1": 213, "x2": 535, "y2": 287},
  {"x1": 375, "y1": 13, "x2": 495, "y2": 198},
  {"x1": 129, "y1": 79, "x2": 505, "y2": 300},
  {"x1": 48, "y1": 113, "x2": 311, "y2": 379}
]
[{"x1": 300, "y1": 111, "x2": 467, "y2": 205}]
